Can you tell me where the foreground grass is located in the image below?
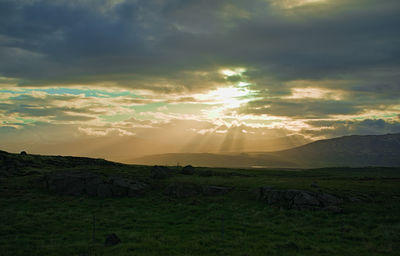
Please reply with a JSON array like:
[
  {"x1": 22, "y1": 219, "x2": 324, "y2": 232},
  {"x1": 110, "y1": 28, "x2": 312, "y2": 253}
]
[{"x1": 0, "y1": 165, "x2": 399, "y2": 256}]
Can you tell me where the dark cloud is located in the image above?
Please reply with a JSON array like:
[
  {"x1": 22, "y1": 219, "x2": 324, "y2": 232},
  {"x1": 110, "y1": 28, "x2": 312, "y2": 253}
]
[
  {"x1": 240, "y1": 98, "x2": 362, "y2": 118},
  {"x1": 0, "y1": 0, "x2": 398, "y2": 89},
  {"x1": 0, "y1": 93, "x2": 104, "y2": 121},
  {"x1": 304, "y1": 118, "x2": 400, "y2": 138}
]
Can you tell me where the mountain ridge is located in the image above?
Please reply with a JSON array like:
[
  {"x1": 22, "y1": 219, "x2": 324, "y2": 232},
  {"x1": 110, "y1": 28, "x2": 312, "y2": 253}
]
[{"x1": 133, "y1": 133, "x2": 400, "y2": 168}]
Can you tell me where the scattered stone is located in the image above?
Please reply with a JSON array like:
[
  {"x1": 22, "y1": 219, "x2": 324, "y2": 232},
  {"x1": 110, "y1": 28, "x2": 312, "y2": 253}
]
[
  {"x1": 254, "y1": 186, "x2": 343, "y2": 210},
  {"x1": 151, "y1": 165, "x2": 171, "y2": 179},
  {"x1": 104, "y1": 233, "x2": 121, "y2": 246},
  {"x1": 181, "y1": 165, "x2": 195, "y2": 175}
]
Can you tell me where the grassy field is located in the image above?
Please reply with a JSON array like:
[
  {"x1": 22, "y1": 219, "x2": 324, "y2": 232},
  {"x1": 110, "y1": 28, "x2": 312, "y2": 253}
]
[{"x1": 0, "y1": 162, "x2": 399, "y2": 256}]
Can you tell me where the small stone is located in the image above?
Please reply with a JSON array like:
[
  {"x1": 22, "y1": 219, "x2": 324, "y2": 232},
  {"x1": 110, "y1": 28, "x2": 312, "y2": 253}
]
[{"x1": 104, "y1": 233, "x2": 121, "y2": 246}]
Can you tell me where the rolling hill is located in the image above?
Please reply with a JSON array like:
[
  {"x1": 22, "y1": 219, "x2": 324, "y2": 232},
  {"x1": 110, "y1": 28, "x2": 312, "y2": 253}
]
[{"x1": 133, "y1": 133, "x2": 400, "y2": 168}]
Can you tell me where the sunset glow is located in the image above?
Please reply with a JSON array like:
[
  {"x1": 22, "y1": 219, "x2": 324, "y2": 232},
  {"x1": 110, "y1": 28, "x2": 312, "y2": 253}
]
[{"x1": 0, "y1": 0, "x2": 399, "y2": 162}]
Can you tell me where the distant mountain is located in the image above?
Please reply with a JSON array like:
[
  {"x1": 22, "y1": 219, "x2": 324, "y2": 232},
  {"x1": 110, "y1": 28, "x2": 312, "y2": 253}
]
[{"x1": 133, "y1": 133, "x2": 400, "y2": 168}]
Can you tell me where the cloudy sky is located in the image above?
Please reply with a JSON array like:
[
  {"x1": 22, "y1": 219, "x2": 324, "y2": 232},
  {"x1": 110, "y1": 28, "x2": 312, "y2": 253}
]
[{"x1": 1, "y1": 0, "x2": 399, "y2": 162}]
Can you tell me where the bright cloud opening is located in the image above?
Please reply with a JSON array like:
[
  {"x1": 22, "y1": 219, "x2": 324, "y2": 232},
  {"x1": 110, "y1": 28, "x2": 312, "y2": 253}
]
[
  {"x1": 275, "y1": 0, "x2": 328, "y2": 8},
  {"x1": 285, "y1": 87, "x2": 345, "y2": 100},
  {"x1": 220, "y1": 68, "x2": 246, "y2": 77}
]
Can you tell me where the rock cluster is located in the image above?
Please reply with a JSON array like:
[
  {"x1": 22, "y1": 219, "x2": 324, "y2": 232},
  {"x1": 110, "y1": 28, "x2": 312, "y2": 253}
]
[
  {"x1": 43, "y1": 171, "x2": 149, "y2": 198},
  {"x1": 164, "y1": 183, "x2": 233, "y2": 198},
  {"x1": 254, "y1": 187, "x2": 343, "y2": 211}
]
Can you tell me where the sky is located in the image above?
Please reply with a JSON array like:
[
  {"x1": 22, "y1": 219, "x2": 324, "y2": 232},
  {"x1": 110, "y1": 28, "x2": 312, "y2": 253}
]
[{"x1": 0, "y1": 0, "x2": 400, "y2": 162}]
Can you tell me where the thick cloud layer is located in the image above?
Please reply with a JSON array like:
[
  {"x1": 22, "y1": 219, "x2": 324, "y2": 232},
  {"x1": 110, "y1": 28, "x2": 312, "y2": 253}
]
[{"x1": 1, "y1": 0, "x2": 398, "y2": 85}]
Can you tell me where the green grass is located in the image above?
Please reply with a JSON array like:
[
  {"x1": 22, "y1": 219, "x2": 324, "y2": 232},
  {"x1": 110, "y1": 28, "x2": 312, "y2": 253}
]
[{"x1": 0, "y1": 165, "x2": 399, "y2": 255}]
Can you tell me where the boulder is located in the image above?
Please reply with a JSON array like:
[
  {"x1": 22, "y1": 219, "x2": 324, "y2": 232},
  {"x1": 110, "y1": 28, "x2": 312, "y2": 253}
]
[
  {"x1": 181, "y1": 165, "x2": 195, "y2": 175},
  {"x1": 151, "y1": 165, "x2": 171, "y2": 179},
  {"x1": 255, "y1": 187, "x2": 342, "y2": 210}
]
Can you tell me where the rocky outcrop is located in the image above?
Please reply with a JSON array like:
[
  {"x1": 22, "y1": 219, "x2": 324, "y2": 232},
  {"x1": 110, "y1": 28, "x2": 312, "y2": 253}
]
[
  {"x1": 43, "y1": 171, "x2": 149, "y2": 198},
  {"x1": 164, "y1": 183, "x2": 233, "y2": 198},
  {"x1": 151, "y1": 165, "x2": 172, "y2": 179},
  {"x1": 254, "y1": 187, "x2": 343, "y2": 211}
]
